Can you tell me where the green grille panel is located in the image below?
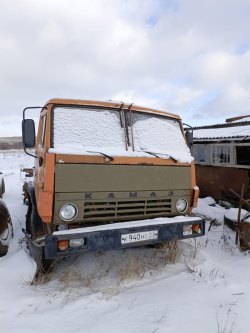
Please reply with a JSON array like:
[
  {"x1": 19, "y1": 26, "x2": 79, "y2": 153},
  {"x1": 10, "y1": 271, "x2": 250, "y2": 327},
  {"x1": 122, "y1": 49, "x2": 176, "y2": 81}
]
[{"x1": 83, "y1": 198, "x2": 172, "y2": 222}]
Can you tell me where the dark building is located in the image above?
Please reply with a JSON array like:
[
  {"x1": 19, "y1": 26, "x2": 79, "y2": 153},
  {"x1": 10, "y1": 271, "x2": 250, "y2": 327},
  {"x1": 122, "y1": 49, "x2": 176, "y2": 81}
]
[{"x1": 191, "y1": 121, "x2": 250, "y2": 203}]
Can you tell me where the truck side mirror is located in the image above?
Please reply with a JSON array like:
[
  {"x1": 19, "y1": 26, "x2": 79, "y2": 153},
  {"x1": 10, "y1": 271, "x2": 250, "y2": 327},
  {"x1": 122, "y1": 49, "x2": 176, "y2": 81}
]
[
  {"x1": 185, "y1": 130, "x2": 193, "y2": 148},
  {"x1": 22, "y1": 119, "x2": 36, "y2": 148}
]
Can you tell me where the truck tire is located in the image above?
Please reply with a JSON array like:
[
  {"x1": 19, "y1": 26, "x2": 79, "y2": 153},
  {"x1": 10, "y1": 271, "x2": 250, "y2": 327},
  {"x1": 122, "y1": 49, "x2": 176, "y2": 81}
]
[
  {"x1": 0, "y1": 199, "x2": 12, "y2": 256},
  {"x1": 0, "y1": 177, "x2": 5, "y2": 199},
  {"x1": 25, "y1": 193, "x2": 44, "y2": 238}
]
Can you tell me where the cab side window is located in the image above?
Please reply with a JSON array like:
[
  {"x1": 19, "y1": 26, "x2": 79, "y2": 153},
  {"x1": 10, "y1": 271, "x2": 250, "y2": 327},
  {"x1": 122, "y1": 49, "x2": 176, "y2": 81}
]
[{"x1": 38, "y1": 115, "x2": 47, "y2": 147}]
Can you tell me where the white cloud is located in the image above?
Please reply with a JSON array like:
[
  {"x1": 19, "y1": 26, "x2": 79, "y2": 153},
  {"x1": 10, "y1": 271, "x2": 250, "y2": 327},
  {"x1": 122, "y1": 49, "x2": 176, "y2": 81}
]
[
  {"x1": 39, "y1": 21, "x2": 64, "y2": 45},
  {"x1": 1, "y1": 0, "x2": 250, "y2": 136}
]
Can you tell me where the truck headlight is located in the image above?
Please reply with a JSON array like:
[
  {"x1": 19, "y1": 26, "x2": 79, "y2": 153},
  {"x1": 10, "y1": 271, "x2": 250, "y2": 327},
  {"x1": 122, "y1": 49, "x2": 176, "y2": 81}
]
[
  {"x1": 59, "y1": 204, "x2": 78, "y2": 221},
  {"x1": 176, "y1": 199, "x2": 188, "y2": 213}
]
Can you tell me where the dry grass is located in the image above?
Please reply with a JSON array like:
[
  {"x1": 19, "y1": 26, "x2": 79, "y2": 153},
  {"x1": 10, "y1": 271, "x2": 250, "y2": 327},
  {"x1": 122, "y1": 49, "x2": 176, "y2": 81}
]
[
  {"x1": 117, "y1": 250, "x2": 146, "y2": 282},
  {"x1": 31, "y1": 263, "x2": 56, "y2": 285},
  {"x1": 117, "y1": 241, "x2": 182, "y2": 284},
  {"x1": 32, "y1": 241, "x2": 184, "y2": 294},
  {"x1": 158, "y1": 241, "x2": 182, "y2": 264},
  {"x1": 216, "y1": 304, "x2": 239, "y2": 333}
]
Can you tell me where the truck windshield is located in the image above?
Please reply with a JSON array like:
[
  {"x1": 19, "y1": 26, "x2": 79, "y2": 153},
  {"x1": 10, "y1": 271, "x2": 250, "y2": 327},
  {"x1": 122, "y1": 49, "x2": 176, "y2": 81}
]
[
  {"x1": 52, "y1": 106, "x2": 191, "y2": 163},
  {"x1": 53, "y1": 107, "x2": 125, "y2": 150},
  {"x1": 131, "y1": 112, "x2": 184, "y2": 156}
]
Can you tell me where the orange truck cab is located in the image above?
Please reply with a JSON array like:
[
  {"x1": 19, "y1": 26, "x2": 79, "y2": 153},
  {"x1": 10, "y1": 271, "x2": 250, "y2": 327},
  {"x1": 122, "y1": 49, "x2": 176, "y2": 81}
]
[{"x1": 22, "y1": 98, "x2": 204, "y2": 270}]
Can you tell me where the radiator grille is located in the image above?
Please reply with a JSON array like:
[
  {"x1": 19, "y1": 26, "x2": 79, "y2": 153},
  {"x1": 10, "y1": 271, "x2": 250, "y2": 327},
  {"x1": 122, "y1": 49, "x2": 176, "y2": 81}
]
[{"x1": 83, "y1": 198, "x2": 172, "y2": 222}]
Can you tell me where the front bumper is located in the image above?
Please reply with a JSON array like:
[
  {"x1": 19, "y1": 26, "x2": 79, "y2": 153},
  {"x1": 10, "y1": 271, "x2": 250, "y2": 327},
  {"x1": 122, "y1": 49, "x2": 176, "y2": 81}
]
[{"x1": 45, "y1": 216, "x2": 205, "y2": 259}]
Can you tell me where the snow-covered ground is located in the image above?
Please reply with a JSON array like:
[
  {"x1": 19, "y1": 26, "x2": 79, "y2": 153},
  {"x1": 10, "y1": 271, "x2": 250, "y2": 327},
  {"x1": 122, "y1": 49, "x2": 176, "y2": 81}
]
[{"x1": 1, "y1": 150, "x2": 250, "y2": 333}]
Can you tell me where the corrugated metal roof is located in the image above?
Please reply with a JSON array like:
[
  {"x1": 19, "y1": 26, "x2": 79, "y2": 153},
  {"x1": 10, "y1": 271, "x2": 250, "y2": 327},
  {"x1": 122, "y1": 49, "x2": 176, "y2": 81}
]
[{"x1": 192, "y1": 121, "x2": 250, "y2": 141}]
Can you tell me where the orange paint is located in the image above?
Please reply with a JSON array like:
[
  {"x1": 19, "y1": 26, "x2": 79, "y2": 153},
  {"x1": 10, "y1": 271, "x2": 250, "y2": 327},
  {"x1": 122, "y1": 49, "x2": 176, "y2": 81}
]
[
  {"x1": 189, "y1": 161, "x2": 200, "y2": 210},
  {"x1": 45, "y1": 98, "x2": 181, "y2": 120},
  {"x1": 37, "y1": 153, "x2": 55, "y2": 223},
  {"x1": 190, "y1": 160, "x2": 196, "y2": 187},
  {"x1": 55, "y1": 154, "x2": 190, "y2": 167}
]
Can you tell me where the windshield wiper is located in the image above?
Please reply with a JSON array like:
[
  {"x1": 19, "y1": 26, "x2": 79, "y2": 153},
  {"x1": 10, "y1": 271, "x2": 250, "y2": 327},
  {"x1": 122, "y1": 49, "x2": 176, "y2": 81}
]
[
  {"x1": 86, "y1": 151, "x2": 114, "y2": 162},
  {"x1": 142, "y1": 150, "x2": 178, "y2": 163},
  {"x1": 142, "y1": 151, "x2": 159, "y2": 158},
  {"x1": 119, "y1": 103, "x2": 128, "y2": 150}
]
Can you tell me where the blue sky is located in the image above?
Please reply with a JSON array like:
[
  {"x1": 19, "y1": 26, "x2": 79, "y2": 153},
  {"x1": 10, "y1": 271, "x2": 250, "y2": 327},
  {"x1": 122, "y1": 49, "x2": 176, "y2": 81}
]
[{"x1": 0, "y1": 0, "x2": 250, "y2": 136}]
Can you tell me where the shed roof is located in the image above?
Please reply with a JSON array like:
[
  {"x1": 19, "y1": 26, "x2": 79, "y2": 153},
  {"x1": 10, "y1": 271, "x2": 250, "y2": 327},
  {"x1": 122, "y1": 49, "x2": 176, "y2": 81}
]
[{"x1": 192, "y1": 121, "x2": 250, "y2": 142}]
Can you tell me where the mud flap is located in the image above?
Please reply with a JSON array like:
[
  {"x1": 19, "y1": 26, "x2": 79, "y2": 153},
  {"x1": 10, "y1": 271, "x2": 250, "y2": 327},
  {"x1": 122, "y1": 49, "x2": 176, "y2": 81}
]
[{"x1": 23, "y1": 229, "x2": 54, "y2": 284}]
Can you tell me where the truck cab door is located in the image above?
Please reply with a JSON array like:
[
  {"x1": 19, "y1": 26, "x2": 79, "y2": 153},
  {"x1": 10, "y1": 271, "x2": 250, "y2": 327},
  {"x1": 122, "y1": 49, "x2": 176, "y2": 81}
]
[{"x1": 34, "y1": 113, "x2": 47, "y2": 194}]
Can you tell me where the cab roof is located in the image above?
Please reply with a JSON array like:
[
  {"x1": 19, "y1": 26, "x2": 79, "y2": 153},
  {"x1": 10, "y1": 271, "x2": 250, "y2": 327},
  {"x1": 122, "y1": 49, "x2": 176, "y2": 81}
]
[{"x1": 45, "y1": 98, "x2": 181, "y2": 120}]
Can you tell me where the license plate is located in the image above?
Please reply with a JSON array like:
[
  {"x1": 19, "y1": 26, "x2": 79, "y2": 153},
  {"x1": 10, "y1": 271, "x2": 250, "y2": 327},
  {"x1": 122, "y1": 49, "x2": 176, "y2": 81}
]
[{"x1": 121, "y1": 230, "x2": 158, "y2": 244}]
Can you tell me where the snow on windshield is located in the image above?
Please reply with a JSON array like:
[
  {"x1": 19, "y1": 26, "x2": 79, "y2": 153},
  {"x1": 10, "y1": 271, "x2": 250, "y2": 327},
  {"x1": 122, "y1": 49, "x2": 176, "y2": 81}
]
[
  {"x1": 133, "y1": 115, "x2": 192, "y2": 163},
  {"x1": 53, "y1": 107, "x2": 125, "y2": 149},
  {"x1": 52, "y1": 107, "x2": 192, "y2": 163}
]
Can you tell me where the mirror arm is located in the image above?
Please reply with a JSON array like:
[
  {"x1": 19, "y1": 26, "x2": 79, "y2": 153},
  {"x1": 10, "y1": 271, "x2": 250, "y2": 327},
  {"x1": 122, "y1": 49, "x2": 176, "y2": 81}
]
[
  {"x1": 23, "y1": 147, "x2": 38, "y2": 159},
  {"x1": 22, "y1": 106, "x2": 46, "y2": 120},
  {"x1": 183, "y1": 123, "x2": 193, "y2": 131}
]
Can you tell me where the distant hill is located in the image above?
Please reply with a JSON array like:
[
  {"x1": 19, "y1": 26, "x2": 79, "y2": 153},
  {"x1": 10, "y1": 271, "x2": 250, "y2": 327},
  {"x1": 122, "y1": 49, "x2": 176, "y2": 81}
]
[{"x1": 0, "y1": 137, "x2": 22, "y2": 150}]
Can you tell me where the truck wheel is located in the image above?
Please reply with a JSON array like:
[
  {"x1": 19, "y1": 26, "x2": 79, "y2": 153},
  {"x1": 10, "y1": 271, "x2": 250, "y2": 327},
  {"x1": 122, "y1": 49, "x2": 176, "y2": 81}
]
[
  {"x1": 0, "y1": 199, "x2": 12, "y2": 257},
  {"x1": 0, "y1": 177, "x2": 5, "y2": 199},
  {"x1": 25, "y1": 194, "x2": 44, "y2": 238}
]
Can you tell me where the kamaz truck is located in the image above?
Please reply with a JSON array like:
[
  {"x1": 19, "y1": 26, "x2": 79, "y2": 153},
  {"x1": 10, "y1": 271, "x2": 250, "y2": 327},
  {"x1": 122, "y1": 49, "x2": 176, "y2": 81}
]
[{"x1": 22, "y1": 98, "x2": 205, "y2": 275}]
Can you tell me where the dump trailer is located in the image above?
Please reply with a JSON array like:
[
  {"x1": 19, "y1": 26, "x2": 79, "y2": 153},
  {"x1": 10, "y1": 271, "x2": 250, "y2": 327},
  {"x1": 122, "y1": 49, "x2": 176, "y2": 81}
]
[{"x1": 22, "y1": 98, "x2": 205, "y2": 275}]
